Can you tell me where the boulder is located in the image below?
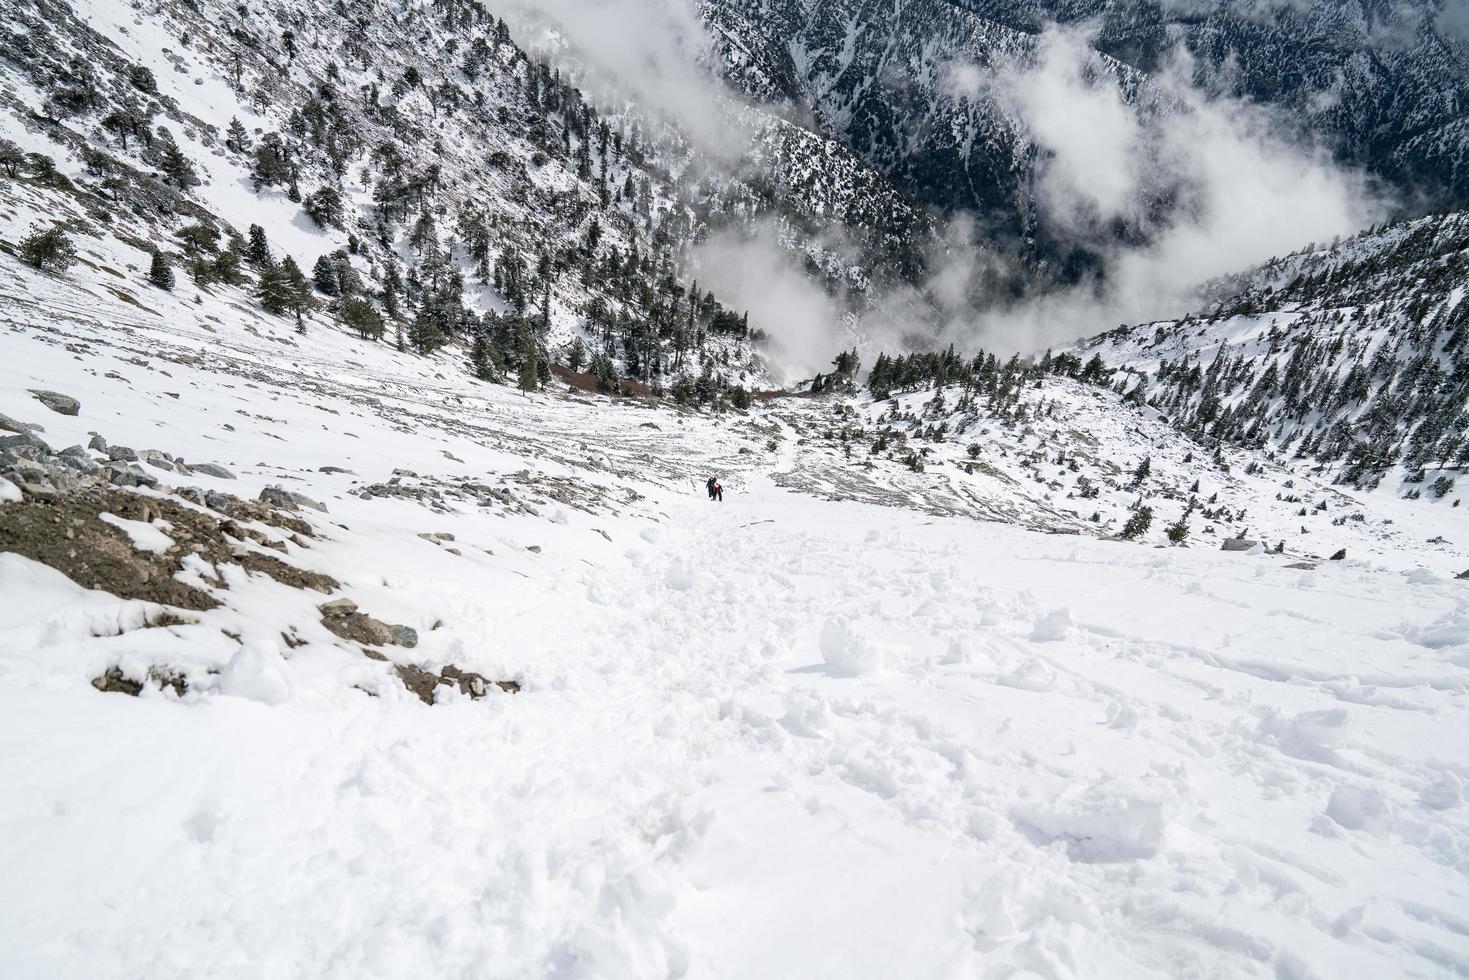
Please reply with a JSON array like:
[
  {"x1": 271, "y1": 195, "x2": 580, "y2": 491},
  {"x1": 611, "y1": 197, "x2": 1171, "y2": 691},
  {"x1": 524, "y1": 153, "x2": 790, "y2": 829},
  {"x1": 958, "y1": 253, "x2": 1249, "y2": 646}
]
[
  {"x1": 0, "y1": 412, "x2": 31, "y2": 435},
  {"x1": 106, "y1": 445, "x2": 139, "y2": 462},
  {"x1": 1220, "y1": 538, "x2": 1259, "y2": 553},
  {"x1": 319, "y1": 597, "x2": 359, "y2": 617},
  {"x1": 140, "y1": 450, "x2": 175, "y2": 471},
  {"x1": 88, "y1": 433, "x2": 107, "y2": 451},
  {"x1": 30, "y1": 389, "x2": 80, "y2": 416},
  {"x1": 190, "y1": 462, "x2": 237, "y2": 480},
  {"x1": 389, "y1": 624, "x2": 419, "y2": 648},
  {"x1": 260, "y1": 485, "x2": 327, "y2": 513}
]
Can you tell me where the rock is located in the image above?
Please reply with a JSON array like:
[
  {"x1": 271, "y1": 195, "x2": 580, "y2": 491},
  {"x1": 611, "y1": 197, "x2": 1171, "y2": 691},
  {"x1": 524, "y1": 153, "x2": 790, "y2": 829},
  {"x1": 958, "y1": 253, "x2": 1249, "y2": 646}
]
[
  {"x1": 30, "y1": 389, "x2": 80, "y2": 416},
  {"x1": 1220, "y1": 538, "x2": 1260, "y2": 552},
  {"x1": 140, "y1": 450, "x2": 175, "y2": 471},
  {"x1": 107, "y1": 445, "x2": 139, "y2": 462},
  {"x1": 88, "y1": 433, "x2": 107, "y2": 451},
  {"x1": 418, "y1": 531, "x2": 456, "y2": 544},
  {"x1": 1286, "y1": 562, "x2": 1318, "y2": 570},
  {"x1": 1458, "y1": 569, "x2": 1469, "y2": 580},
  {"x1": 389, "y1": 624, "x2": 419, "y2": 648},
  {"x1": 106, "y1": 463, "x2": 159, "y2": 489},
  {"x1": 393, "y1": 468, "x2": 419, "y2": 478},
  {"x1": 319, "y1": 597, "x2": 359, "y2": 617},
  {"x1": 91, "y1": 666, "x2": 142, "y2": 696},
  {"x1": 173, "y1": 459, "x2": 193, "y2": 477},
  {"x1": 59, "y1": 444, "x2": 86, "y2": 458},
  {"x1": 439, "y1": 665, "x2": 521, "y2": 700},
  {"x1": 203, "y1": 490, "x2": 237, "y2": 517},
  {"x1": 0, "y1": 412, "x2": 31, "y2": 435},
  {"x1": 1330, "y1": 548, "x2": 1348, "y2": 561},
  {"x1": 190, "y1": 462, "x2": 236, "y2": 479},
  {"x1": 318, "y1": 465, "x2": 354, "y2": 474},
  {"x1": 395, "y1": 664, "x2": 445, "y2": 705},
  {"x1": 1, "y1": 432, "x2": 50, "y2": 453},
  {"x1": 260, "y1": 485, "x2": 327, "y2": 513}
]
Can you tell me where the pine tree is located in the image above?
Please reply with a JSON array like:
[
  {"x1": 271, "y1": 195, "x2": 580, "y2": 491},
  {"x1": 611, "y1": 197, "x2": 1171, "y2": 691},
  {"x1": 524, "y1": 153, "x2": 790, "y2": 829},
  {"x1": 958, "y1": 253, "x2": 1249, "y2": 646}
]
[
  {"x1": 225, "y1": 117, "x2": 251, "y2": 153},
  {"x1": 19, "y1": 224, "x2": 76, "y2": 274},
  {"x1": 341, "y1": 296, "x2": 384, "y2": 340},
  {"x1": 246, "y1": 224, "x2": 271, "y2": 265},
  {"x1": 518, "y1": 323, "x2": 539, "y2": 392},
  {"x1": 277, "y1": 256, "x2": 313, "y2": 330},
  {"x1": 1132, "y1": 455, "x2": 1152, "y2": 485},
  {"x1": 1121, "y1": 506, "x2": 1154, "y2": 540},
  {"x1": 313, "y1": 254, "x2": 341, "y2": 296},
  {"x1": 148, "y1": 249, "x2": 174, "y2": 290}
]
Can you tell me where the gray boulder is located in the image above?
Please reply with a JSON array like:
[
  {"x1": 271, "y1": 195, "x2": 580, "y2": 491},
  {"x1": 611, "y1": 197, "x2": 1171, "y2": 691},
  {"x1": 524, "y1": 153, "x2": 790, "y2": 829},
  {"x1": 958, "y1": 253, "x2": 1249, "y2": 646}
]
[
  {"x1": 260, "y1": 485, "x2": 327, "y2": 513},
  {"x1": 106, "y1": 445, "x2": 139, "y2": 462},
  {"x1": 190, "y1": 462, "x2": 236, "y2": 480},
  {"x1": 388, "y1": 624, "x2": 419, "y2": 648},
  {"x1": 140, "y1": 450, "x2": 174, "y2": 472},
  {"x1": 1220, "y1": 539, "x2": 1260, "y2": 553},
  {"x1": 0, "y1": 413, "x2": 31, "y2": 435},
  {"x1": 319, "y1": 598, "x2": 359, "y2": 617},
  {"x1": 30, "y1": 390, "x2": 80, "y2": 416},
  {"x1": 88, "y1": 433, "x2": 107, "y2": 451}
]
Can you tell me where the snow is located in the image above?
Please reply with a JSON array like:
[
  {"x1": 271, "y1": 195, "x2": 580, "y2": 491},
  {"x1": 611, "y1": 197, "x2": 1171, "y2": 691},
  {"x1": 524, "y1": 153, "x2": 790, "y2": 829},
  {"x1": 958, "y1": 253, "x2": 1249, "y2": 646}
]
[
  {"x1": 99, "y1": 512, "x2": 174, "y2": 554},
  {"x1": 0, "y1": 254, "x2": 1468, "y2": 978}
]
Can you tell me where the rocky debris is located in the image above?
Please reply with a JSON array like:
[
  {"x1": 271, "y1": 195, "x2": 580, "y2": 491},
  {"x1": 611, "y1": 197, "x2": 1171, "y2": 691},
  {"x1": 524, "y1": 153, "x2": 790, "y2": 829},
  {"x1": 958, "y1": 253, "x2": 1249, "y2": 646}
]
[
  {"x1": 0, "y1": 412, "x2": 37, "y2": 435},
  {"x1": 0, "y1": 483, "x2": 336, "y2": 610},
  {"x1": 30, "y1": 389, "x2": 80, "y2": 416},
  {"x1": 260, "y1": 484, "x2": 327, "y2": 513},
  {"x1": 140, "y1": 450, "x2": 175, "y2": 471},
  {"x1": 176, "y1": 486, "x2": 314, "y2": 538},
  {"x1": 1286, "y1": 562, "x2": 1318, "y2": 570},
  {"x1": 106, "y1": 445, "x2": 139, "y2": 462},
  {"x1": 91, "y1": 665, "x2": 189, "y2": 697},
  {"x1": 88, "y1": 433, "x2": 107, "y2": 451},
  {"x1": 319, "y1": 598, "x2": 415, "y2": 649},
  {"x1": 418, "y1": 531, "x2": 456, "y2": 545},
  {"x1": 395, "y1": 663, "x2": 520, "y2": 705},
  {"x1": 318, "y1": 465, "x2": 353, "y2": 474},
  {"x1": 189, "y1": 462, "x2": 237, "y2": 479},
  {"x1": 91, "y1": 667, "x2": 142, "y2": 696},
  {"x1": 1220, "y1": 538, "x2": 1260, "y2": 553}
]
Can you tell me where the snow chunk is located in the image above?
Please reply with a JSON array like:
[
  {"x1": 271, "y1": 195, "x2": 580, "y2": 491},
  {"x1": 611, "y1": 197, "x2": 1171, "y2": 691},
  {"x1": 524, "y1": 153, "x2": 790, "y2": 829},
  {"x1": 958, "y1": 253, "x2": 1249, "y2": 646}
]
[
  {"x1": 820, "y1": 615, "x2": 883, "y2": 677},
  {"x1": 1324, "y1": 785, "x2": 1386, "y2": 831},
  {"x1": 218, "y1": 641, "x2": 291, "y2": 705},
  {"x1": 1013, "y1": 783, "x2": 1169, "y2": 862},
  {"x1": 100, "y1": 512, "x2": 174, "y2": 555},
  {"x1": 664, "y1": 560, "x2": 696, "y2": 591},
  {"x1": 1029, "y1": 607, "x2": 1074, "y2": 642}
]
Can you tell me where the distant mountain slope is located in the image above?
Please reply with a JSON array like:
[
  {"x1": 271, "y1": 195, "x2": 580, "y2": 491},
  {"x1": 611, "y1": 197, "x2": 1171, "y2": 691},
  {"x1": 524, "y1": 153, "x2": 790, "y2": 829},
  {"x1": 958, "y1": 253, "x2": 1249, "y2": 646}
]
[
  {"x1": 1071, "y1": 209, "x2": 1469, "y2": 493},
  {"x1": 702, "y1": 0, "x2": 1469, "y2": 279}
]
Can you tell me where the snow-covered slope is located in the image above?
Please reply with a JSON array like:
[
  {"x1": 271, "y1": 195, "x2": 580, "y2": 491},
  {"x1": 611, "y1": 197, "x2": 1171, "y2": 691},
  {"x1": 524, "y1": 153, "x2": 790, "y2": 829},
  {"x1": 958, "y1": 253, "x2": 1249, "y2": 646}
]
[
  {"x1": 1073, "y1": 208, "x2": 1469, "y2": 499},
  {"x1": 3, "y1": 220, "x2": 1469, "y2": 978}
]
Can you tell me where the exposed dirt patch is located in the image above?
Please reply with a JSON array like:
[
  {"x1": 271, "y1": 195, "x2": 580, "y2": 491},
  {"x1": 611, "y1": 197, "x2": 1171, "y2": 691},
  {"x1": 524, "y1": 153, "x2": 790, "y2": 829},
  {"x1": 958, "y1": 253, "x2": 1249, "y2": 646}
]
[{"x1": 0, "y1": 488, "x2": 337, "y2": 609}]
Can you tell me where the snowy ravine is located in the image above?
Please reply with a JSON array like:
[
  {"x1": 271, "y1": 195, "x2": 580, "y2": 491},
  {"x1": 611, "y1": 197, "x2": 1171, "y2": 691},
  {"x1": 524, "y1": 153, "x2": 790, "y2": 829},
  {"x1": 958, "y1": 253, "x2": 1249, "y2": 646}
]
[{"x1": 2, "y1": 255, "x2": 1469, "y2": 979}]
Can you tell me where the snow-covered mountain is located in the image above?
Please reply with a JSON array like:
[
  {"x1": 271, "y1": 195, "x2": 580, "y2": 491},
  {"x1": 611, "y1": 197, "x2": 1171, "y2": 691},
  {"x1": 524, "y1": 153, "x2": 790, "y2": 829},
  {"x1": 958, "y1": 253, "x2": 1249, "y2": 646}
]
[
  {"x1": 2, "y1": 0, "x2": 1469, "y2": 976},
  {"x1": 702, "y1": 0, "x2": 1469, "y2": 277},
  {"x1": 1074, "y1": 208, "x2": 1469, "y2": 494}
]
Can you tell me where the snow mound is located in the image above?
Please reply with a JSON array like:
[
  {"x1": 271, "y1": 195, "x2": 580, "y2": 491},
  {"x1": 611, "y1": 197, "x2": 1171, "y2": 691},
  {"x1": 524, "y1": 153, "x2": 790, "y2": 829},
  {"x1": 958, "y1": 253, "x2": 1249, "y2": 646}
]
[
  {"x1": 1013, "y1": 783, "x2": 1170, "y2": 863},
  {"x1": 820, "y1": 615, "x2": 884, "y2": 677},
  {"x1": 217, "y1": 641, "x2": 291, "y2": 705}
]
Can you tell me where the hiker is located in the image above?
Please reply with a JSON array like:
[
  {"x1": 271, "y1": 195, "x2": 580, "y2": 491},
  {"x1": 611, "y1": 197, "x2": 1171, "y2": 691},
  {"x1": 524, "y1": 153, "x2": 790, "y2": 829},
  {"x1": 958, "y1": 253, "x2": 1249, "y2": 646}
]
[
  {"x1": 706, "y1": 476, "x2": 717, "y2": 500},
  {"x1": 712, "y1": 480, "x2": 723, "y2": 502}
]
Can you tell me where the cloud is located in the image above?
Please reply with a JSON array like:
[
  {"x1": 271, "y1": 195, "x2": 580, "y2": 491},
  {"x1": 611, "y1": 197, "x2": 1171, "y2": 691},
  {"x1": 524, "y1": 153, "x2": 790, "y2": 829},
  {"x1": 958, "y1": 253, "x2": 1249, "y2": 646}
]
[
  {"x1": 946, "y1": 25, "x2": 1388, "y2": 353},
  {"x1": 500, "y1": 0, "x2": 752, "y2": 158},
  {"x1": 690, "y1": 220, "x2": 855, "y2": 383}
]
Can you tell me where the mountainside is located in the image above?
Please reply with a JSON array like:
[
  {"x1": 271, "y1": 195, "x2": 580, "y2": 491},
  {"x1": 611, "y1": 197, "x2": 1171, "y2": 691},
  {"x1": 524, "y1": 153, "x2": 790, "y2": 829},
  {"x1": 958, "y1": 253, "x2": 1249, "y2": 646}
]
[
  {"x1": 0, "y1": 0, "x2": 949, "y2": 391},
  {"x1": 702, "y1": 0, "x2": 1469, "y2": 280},
  {"x1": 1074, "y1": 208, "x2": 1469, "y2": 496},
  {"x1": 2, "y1": 210, "x2": 1469, "y2": 976}
]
